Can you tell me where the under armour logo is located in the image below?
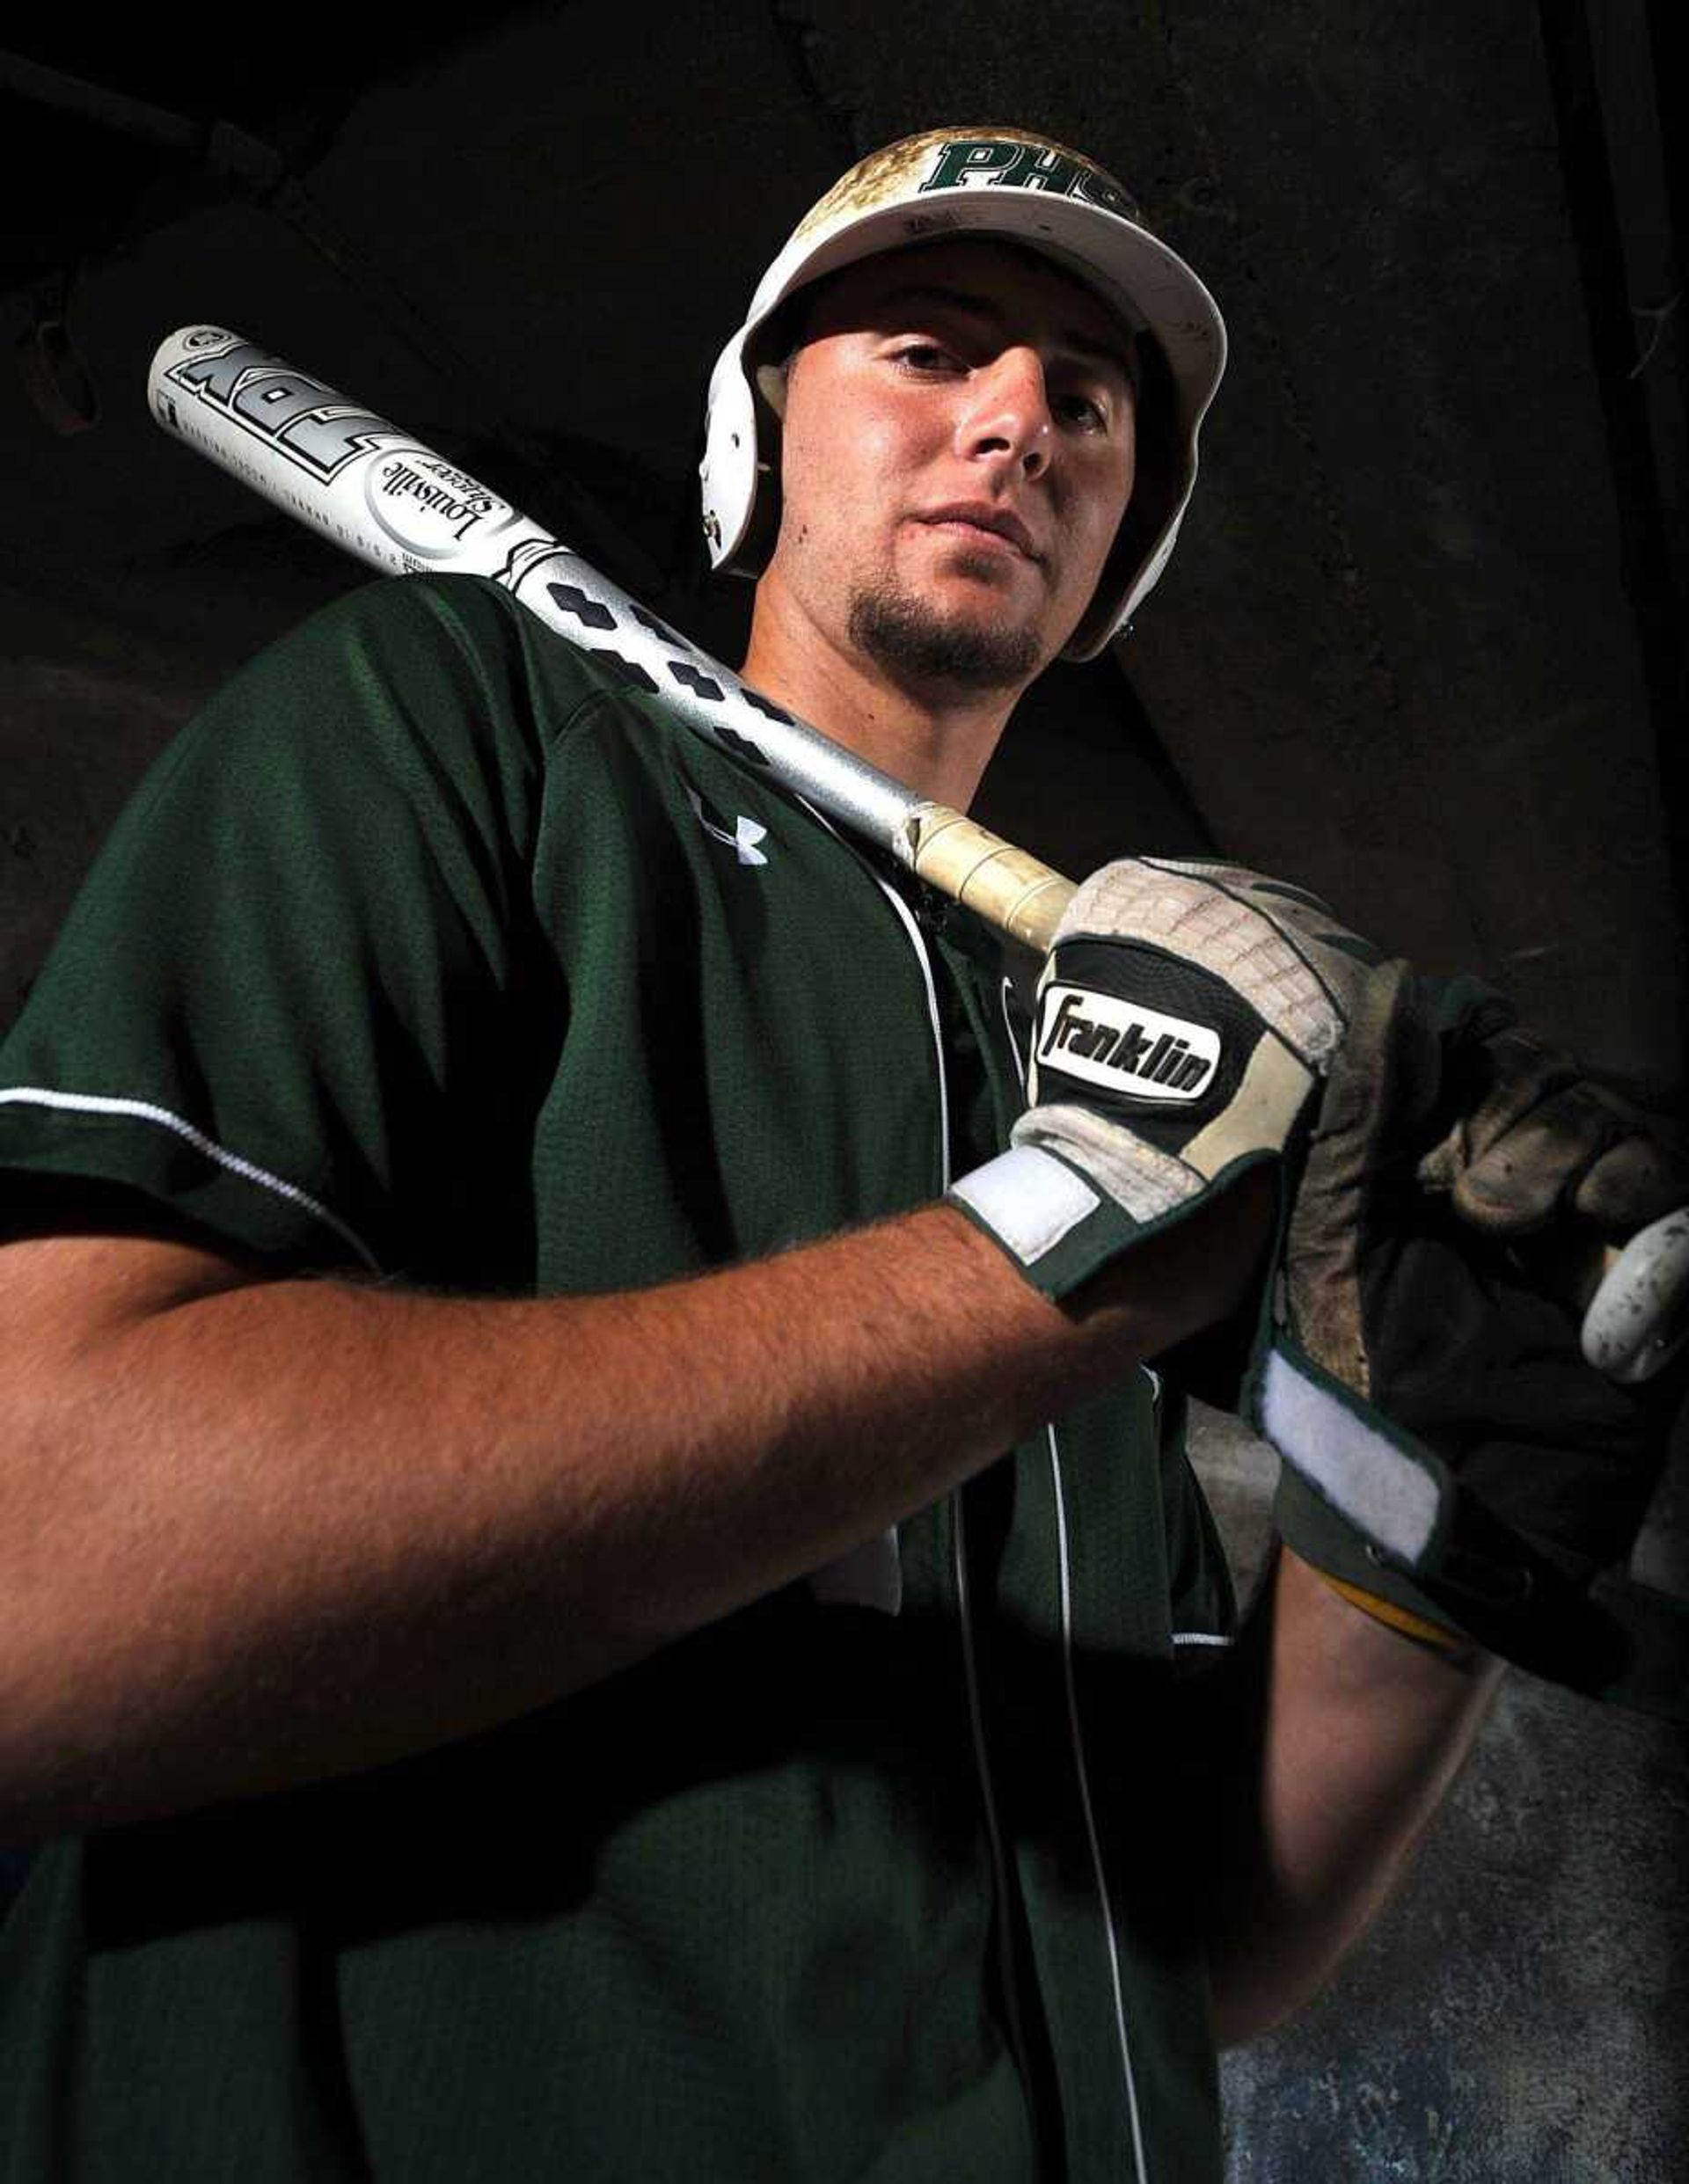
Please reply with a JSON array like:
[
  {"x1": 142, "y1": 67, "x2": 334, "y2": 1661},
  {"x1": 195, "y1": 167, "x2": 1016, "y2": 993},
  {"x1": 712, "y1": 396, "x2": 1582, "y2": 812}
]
[{"x1": 685, "y1": 785, "x2": 769, "y2": 867}]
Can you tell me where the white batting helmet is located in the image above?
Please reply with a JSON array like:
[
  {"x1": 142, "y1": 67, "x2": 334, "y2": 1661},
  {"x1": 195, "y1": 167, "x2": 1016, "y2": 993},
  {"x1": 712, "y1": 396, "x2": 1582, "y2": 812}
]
[{"x1": 699, "y1": 125, "x2": 1227, "y2": 659}]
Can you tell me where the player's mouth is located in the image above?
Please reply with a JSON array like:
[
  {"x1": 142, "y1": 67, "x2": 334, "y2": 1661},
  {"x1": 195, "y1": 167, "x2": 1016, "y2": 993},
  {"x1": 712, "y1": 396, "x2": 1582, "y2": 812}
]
[{"x1": 914, "y1": 503, "x2": 1042, "y2": 563}]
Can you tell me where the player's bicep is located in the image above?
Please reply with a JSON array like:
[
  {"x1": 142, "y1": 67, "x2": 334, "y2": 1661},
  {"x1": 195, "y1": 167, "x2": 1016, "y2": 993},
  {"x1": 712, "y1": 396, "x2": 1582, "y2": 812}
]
[{"x1": 0, "y1": 581, "x2": 554, "y2": 1284}]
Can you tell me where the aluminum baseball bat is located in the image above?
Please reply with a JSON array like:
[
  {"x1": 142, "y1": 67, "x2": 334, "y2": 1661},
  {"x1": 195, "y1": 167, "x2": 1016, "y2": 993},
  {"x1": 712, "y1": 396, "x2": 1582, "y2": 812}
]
[
  {"x1": 146, "y1": 326, "x2": 1064, "y2": 949},
  {"x1": 147, "y1": 326, "x2": 1689, "y2": 1383}
]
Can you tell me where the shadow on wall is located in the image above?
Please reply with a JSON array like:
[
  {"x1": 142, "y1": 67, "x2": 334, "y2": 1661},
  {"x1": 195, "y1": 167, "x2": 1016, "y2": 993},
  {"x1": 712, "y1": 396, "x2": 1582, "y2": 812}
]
[
  {"x1": 1188, "y1": 1402, "x2": 1689, "y2": 2183},
  {"x1": 1, "y1": 1849, "x2": 32, "y2": 1922}
]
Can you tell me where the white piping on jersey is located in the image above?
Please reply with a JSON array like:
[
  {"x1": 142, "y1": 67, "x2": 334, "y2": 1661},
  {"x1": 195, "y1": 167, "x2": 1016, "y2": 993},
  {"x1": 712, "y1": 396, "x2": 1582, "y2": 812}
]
[
  {"x1": 795, "y1": 799, "x2": 952, "y2": 1180},
  {"x1": 858, "y1": 871, "x2": 951, "y2": 1175},
  {"x1": 808, "y1": 809, "x2": 1148, "y2": 2155},
  {"x1": 998, "y1": 974, "x2": 1027, "y2": 1084},
  {"x1": 842, "y1": 840, "x2": 1036, "y2": 2082},
  {"x1": 1048, "y1": 1424, "x2": 1152, "y2": 2184},
  {"x1": 0, "y1": 1085, "x2": 381, "y2": 1272},
  {"x1": 789, "y1": 804, "x2": 935, "y2": 1615},
  {"x1": 807, "y1": 815, "x2": 1039, "y2": 2116},
  {"x1": 952, "y1": 1494, "x2": 1040, "y2": 2120}
]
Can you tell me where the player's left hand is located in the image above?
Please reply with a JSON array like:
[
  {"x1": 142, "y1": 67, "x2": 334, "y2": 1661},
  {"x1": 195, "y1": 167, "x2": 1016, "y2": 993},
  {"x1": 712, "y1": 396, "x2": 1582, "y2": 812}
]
[
  {"x1": 1417, "y1": 1012, "x2": 1681, "y2": 1244},
  {"x1": 1413, "y1": 1017, "x2": 1689, "y2": 1382},
  {"x1": 1261, "y1": 962, "x2": 1689, "y2": 1708}
]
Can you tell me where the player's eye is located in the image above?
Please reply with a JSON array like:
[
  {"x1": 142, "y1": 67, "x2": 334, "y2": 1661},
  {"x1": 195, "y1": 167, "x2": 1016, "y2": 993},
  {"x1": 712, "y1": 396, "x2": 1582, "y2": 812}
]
[
  {"x1": 893, "y1": 341, "x2": 961, "y2": 373},
  {"x1": 1055, "y1": 390, "x2": 1111, "y2": 433}
]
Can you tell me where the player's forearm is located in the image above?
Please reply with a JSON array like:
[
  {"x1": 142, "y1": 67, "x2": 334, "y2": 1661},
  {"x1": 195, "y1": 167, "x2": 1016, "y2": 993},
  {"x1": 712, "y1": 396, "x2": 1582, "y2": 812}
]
[
  {"x1": 1205, "y1": 1545, "x2": 1504, "y2": 2046},
  {"x1": 0, "y1": 1174, "x2": 1269, "y2": 1841}
]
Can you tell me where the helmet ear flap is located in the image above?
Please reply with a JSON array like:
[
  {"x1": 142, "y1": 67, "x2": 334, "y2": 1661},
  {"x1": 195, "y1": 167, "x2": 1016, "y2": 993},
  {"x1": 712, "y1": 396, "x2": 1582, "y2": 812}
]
[
  {"x1": 1064, "y1": 334, "x2": 1181, "y2": 659},
  {"x1": 736, "y1": 428, "x2": 785, "y2": 573},
  {"x1": 733, "y1": 290, "x2": 813, "y2": 575},
  {"x1": 706, "y1": 265, "x2": 822, "y2": 566}
]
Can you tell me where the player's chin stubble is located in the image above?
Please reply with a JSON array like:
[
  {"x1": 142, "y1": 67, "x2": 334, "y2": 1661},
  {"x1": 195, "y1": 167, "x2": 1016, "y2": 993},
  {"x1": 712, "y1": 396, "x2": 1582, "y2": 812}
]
[{"x1": 847, "y1": 581, "x2": 1042, "y2": 691}]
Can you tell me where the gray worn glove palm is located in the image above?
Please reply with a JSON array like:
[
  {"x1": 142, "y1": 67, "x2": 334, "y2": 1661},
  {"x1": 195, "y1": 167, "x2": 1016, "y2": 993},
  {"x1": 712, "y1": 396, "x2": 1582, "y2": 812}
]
[{"x1": 1264, "y1": 964, "x2": 1689, "y2": 1709}]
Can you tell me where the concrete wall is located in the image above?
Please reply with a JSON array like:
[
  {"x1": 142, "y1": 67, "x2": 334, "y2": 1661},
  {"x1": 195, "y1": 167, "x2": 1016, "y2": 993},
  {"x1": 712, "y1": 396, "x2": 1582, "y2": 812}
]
[{"x1": 1195, "y1": 1406, "x2": 1689, "y2": 2180}]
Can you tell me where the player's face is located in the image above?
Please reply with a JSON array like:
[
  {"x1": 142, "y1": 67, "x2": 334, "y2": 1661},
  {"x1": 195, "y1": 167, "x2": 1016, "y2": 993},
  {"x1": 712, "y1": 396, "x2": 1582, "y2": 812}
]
[{"x1": 770, "y1": 237, "x2": 1137, "y2": 691}]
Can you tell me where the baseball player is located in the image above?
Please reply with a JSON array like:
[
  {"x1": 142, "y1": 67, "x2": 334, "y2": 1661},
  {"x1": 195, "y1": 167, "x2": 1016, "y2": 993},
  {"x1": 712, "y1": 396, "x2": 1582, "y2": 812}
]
[{"x1": 0, "y1": 127, "x2": 1678, "y2": 2182}]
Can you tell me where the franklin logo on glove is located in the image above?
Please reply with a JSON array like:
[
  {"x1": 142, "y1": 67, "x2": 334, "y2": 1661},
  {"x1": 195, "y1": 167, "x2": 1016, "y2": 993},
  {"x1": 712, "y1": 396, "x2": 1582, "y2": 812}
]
[
  {"x1": 1035, "y1": 985, "x2": 1218, "y2": 1101},
  {"x1": 952, "y1": 858, "x2": 1342, "y2": 1301}
]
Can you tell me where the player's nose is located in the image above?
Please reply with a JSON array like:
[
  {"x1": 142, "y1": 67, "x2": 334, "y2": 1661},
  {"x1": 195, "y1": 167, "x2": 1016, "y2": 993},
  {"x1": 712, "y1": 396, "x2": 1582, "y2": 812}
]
[{"x1": 957, "y1": 346, "x2": 1053, "y2": 476}]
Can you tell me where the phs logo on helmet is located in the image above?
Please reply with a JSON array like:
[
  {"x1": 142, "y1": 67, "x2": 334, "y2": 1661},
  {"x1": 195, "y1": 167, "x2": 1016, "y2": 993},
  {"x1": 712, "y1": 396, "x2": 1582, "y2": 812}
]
[
  {"x1": 1035, "y1": 985, "x2": 1218, "y2": 1102},
  {"x1": 919, "y1": 139, "x2": 1139, "y2": 220}
]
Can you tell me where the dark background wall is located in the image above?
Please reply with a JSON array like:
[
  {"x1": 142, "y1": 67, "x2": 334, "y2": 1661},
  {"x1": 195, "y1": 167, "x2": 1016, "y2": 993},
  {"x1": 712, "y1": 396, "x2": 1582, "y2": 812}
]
[{"x1": 1, "y1": 6, "x2": 1684, "y2": 2176}]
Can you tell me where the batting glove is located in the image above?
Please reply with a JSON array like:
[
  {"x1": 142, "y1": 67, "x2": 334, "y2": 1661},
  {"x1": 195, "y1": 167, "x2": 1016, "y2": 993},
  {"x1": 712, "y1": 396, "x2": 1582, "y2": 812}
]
[{"x1": 947, "y1": 857, "x2": 1378, "y2": 1299}]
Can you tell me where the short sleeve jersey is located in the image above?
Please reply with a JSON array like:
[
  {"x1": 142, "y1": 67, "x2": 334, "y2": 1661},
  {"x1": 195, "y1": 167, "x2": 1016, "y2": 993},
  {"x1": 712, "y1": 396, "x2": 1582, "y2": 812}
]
[{"x1": 0, "y1": 576, "x2": 1238, "y2": 2184}]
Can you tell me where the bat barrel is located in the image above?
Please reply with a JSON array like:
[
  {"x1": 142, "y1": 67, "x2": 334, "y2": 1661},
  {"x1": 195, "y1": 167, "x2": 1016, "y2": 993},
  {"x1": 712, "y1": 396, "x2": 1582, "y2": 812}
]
[{"x1": 147, "y1": 326, "x2": 530, "y2": 581}]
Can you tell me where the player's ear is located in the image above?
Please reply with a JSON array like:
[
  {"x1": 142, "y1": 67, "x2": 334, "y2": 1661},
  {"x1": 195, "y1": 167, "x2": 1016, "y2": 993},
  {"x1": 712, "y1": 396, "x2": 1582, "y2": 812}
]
[
  {"x1": 740, "y1": 368, "x2": 786, "y2": 567},
  {"x1": 754, "y1": 357, "x2": 792, "y2": 422},
  {"x1": 741, "y1": 296, "x2": 809, "y2": 566}
]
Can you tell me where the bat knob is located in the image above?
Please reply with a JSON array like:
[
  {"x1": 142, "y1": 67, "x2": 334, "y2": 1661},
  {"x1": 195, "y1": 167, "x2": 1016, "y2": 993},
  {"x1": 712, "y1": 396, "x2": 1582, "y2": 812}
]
[{"x1": 1581, "y1": 1208, "x2": 1689, "y2": 1384}]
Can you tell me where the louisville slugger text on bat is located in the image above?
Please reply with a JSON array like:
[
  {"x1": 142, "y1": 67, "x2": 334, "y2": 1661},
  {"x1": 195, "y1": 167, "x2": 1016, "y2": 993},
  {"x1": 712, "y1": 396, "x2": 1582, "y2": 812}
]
[{"x1": 146, "y1": 325, "x2": 1689, "y2": 1383}]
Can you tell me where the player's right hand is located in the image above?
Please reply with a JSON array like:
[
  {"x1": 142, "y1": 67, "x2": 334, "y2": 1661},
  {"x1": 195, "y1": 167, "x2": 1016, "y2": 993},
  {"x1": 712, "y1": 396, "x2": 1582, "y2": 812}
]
[
  {"x1": 947, "y1": 856, "x2": 1378, "y2": 1300},
  {"x1": 949, "y1": 856, "x2": 1689, "y2": 1710}
]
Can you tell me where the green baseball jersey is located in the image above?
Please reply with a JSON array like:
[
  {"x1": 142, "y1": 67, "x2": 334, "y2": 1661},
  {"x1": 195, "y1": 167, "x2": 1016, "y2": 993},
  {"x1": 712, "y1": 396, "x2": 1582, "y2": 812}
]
[{"x1": 0, "y1": 576, "x2": 1238, "y2": 2183}]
